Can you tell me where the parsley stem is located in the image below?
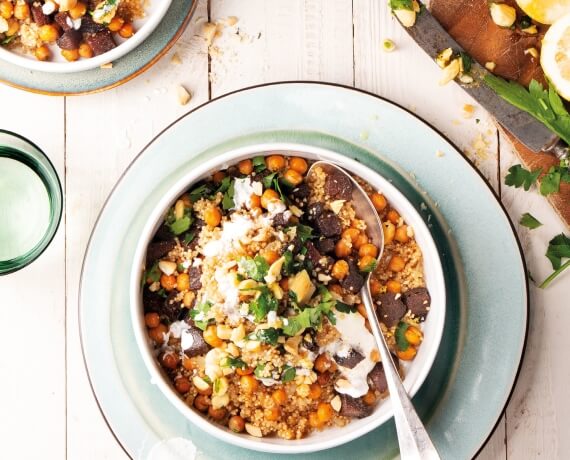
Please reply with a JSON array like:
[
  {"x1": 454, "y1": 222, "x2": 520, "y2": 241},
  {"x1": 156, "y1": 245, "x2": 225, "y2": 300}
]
[{"x1": 539, "y1": 260, "x2": 570, "y2": 289}]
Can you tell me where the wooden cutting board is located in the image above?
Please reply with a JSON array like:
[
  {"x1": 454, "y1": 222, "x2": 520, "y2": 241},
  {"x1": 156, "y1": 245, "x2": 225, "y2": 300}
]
[{"x1": 430, "y1": 0, "x2": 570, "y2": 228}]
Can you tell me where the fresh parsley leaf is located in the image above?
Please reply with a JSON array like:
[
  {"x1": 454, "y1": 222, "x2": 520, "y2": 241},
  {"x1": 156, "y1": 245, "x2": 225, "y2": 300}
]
[
  {"x1": 282, "y1": 305, "x2": 325, "y2": 336},
  {"x1": 541, "y1": 166, "x2": 562, "y2": 196},
  {"x1": 254, "y1": 363, "x2": 265, "y2": 378},
  {"x1": 145, "y1": 262, "x2": 162, "y2": 283},
  {"x1": 296, "y1": 224, "x2": 314, "y2": 243},
  {"x1": 459, "y1": 52, "x2": 472, "y2": 73},
  {"x1": 395, "y1": 321, "x2": 410, "y2": 351},
  {"x1": 222, "y1": 179, "x2": 235, "y2": 210},
  {"x1": 170, "y1": 215, "x2": 192, "y2": 235},
  {"x1": 519, "y1": 15, "x2": 532, "y2": 29},
  {"x1": 281, "y1": 366, "x2": 296, "y2": 383},
  {"x1": 240, "y1": 256, "x2": 270, "y2": 282},
  {"x1": 505, "y1": 164, "x2": 542, "y2": 191},
  {"x1": 188, "y1": 183, "x2": 215, "y2": 202},
  {"x1": 252, "y1": 156, "x2": 266, "y2": 172},
  {"x1": 256, "y1": 327, "x2": 280, "y2": 346},
  {"x1": 1, "y1": 35, "x2": 16, "y2": 45},
  {"x1": 262, "y1": 172, "x2": 277, "y2": 189},
  {"x1": 389, "y1": 0, "x2": 413, "y2": 10},
  {"x1": 249, "y1": 287, "x2": 278, "y2": 322},
  {"x1": 189, "y1": 301, "x2": 213, "y2": 330},
  {"x1": 216, "y1": 176, "x2": 232, "y2": 194},
  {"x1": 282, "y1": 250, "x2": 294, "y2": 275},
  {"x1": 222, "y1": 356, "x2": 247, "y2": 369},
  {"x1": 520, "y1": 213, "x2": 542, "y2": 229},
  {"x1": 540, "y1": 233, "x2": 570, "y2": 288},
  {"x1": 335, "y1": 302, "x2": 357, "y2": 313},
  {"x1": 182, "y1": 232, "x2": 195, "y2": 245},
  {"x1": 157, "y1": 288, "x2": 168, "y2": 298},
  {"x1": 484, "y1": 76, "x2": 570, "y2": 145}
]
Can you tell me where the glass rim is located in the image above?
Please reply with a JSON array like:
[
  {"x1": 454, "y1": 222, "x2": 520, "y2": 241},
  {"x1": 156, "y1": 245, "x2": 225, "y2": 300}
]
[{"x1": 0, "y1": 129, "x2": 63, "y2": 275}]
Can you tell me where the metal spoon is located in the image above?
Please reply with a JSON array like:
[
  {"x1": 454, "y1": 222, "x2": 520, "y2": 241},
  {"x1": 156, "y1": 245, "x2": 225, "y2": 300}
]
[{"x1": 308, "y1": 161, "x2": 440, "y2": 460}]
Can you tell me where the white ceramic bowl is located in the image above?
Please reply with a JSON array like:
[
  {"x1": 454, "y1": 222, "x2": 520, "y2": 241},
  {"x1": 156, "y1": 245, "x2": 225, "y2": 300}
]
[
  {"x1": 130, "y1": 143, "x2": 446, "y2": 454},
  {"x1": 0, "y1": 0, "x2": 172, "y2": 73}
]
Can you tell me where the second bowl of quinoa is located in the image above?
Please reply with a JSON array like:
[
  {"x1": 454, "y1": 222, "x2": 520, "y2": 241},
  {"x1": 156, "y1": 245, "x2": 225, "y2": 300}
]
[{"x1": 130, "y1": 143, "x2": 446, "y2": 454}]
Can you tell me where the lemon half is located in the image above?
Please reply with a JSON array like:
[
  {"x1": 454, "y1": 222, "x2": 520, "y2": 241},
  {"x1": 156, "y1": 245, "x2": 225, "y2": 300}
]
[
  {"x1": 516, "y1": 0, "x2": 570, "y2": 24},
  {"x1": 541, "y1": 13, "x2": 570, "y2": 100}
]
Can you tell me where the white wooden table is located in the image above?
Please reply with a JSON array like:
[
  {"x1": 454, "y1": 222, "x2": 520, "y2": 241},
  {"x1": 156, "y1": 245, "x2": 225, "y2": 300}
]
[{"x1": 1, "y1": 1, "x2": 568, "y2": 458}]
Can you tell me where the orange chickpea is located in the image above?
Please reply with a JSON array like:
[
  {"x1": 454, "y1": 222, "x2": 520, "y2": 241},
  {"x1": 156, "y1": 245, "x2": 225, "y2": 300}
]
[
  {"x1": 387, "y1": 210, "x2": 400, "y2": 225},
  {"x1": 358, "y1": 255, "x2": 376, "y2": 272},
  {"x1": 160, "y1": 274, "x2": 177, "y2": 291},
  {"x1": 240, "y1": 375, "x2": 259, "y2": 394},
  {"x1": 144, "y1": 312, "x2": 160, "y2": 328},
  {"x1": 265, "y1": 406, "x2": 281, "y2": 421},
  {"x1": 331, "y1": 260, "x2": 349, "y2": 280},
  {"x1": 279, "y1": 277, "x2": 289, "y2": 291},
  {"x1": 334, "y1": 240, "x2": 352, "y2": 258},
  {"x1": 317, "y1": 402, "x2": 334, "y2": 423},
  {"x1": 397, "y1": 347, "x2": 417, "y2": 361},
  {"x1": 371, "y1": 192, "x2": 387, "y2": 212},
  {"x1": 386, "y1": 280, "x2": 401, "y2": 293},
  {"x1": 108, "y1": 16, "x2": 125, "y2": 32},
  {"x1": 208, "y1": 406, "x2": 227, "y2": 420},
  {"x1": 404, "y1": 325, "x2": 423, "y2": 346},
  {"x1": 118, "y1": 22, "x2": 134, "y2": 38},
  {"x1": 363, "y1": 390, "x2": 377, "y2": 405},
  {"x1": 38, "y1": 24, "x2": 59, "y2": 43},
  {"x1": 309, "y1": 411, "x2": 324, "y2": 429},
  {"x1": 69, "y1": 2, "x2": 87, "y2": 19},
  {"x1": 203, "y1": 325, "x2": 223, "y2": 348},
  {"x1": 395, "y1": 225, "x2": 409, "y2": 243},
  {"x1": 388, "y1": 255, "x2": 406, "y2": 272},
  {"x1": 5, "y1": 17, "x2": 18, "y2": 35},
  {"x1": 61, "y1": 49, "x2": 80, "y2": 62},
  {"x1": 262, "y1": 250, "x2": 279, "y2": 265},
  {"x1": 177, "y1": 273, "x2": 190, "y2": 291},
  {"x1": 148, "y1": 324, "x2": 168, "y2": 344},
  {"x1": 204, "y1": 206, "x2": 222, "y2": 227},
  {"x1": 265, "y1": 155, "x2": 286, "y2": 171},
  {"x1": 182, "y1": 356, "x2": 194, "y2": 371},
  {"x1": 358, "y1": 243, "x2": 378, "y2": 258},
  {"x1": 35, "y1": 45, "x2": 51, "y2": 62},
  {"x1": 228, "y1": 415, "x2": 245, "y2": 432},
  {"x1": 328, "y1": 283, "x2": 343, "y2": 295},
  {"x1": 160, "y1": 352, "x2": 179, "y2": 370},
  {"x1": 238, "y1": 159, "x2": 253, "y2": 175},
  {"x1": 236, "y1": 366, "x2": 253, "y2": 376},
  {"x1": 194, "y1": 394, "x2": 210, "y2": 412},
  {"x1": 369, "y1": 278, "x2": 382, "y2": 296},
  {"x1": 289, "y1": 157, "x2": 308, "y2": 174},
  {"x1": 272, "y1": 388, "x2": 288, "y2": 405},
  {"x1": 13, "y1": 2, "x2": 29, "y2": 20},
  {"x1": 309, "y1": 383, "x2": 322, "y2": 400},
  {"x1": 357, "y1": 303, "x2": 367, "y2": 319},
  {"x1": 383, "y1": 221, "x2": 395, "y2": 245},
  {"x1": 261, "y1": 189, "x2": 280, "y2": 209},
  {"x1": 212, "y1": 171, "x2": 225, "y2": 183},
  {"x1": 283, "y1": 168, "x2": 303, "y2": 186},
  {"x1": 314, "y1": 354, "x2": 336, "y2": 373},
  {"x1": 341, "y1": 228, "x2": 359, "y2": 244},
  {"x1": 175, "y1": 377, "x2": 191, "y2": 394},
  {"x1": 249, "y1": 194, "x2": 261, "y2": 209},
  {"x1": 78, "y1": 42, "x2": 93, "y2": 59},
  {"x1": 0, "y1": 1, "x2": 14, "y2": 19},
  {"x1": 353, "y1": 233, "x2": 369, "y2": 250}
]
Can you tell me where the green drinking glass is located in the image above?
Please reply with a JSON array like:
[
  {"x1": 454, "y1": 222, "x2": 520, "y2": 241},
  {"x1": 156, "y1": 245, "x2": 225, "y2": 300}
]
[{"x1": 0, "y1": 130, "x2": 63, "y2": 275}]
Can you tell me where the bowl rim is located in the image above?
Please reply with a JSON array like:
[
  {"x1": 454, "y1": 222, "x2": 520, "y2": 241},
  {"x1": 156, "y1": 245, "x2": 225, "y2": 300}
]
[
  {"x1": 0, "y1": 0, "x2": 172, "y2": 74},
  {"x1": 129, "y1": 142, "x2": 446, "y2": 454}
]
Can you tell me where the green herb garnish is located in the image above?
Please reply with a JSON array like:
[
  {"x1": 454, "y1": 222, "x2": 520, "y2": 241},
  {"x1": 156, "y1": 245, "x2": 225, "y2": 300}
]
[
  {"x1": 519, "y1": 213, "x2": 542, "y2": 229},
  {"x1": 145, "y1": 262, "x2": 162, "y2": 283},
  {"x1": 505, "y1": 164, "x2": 542, "y2": 191},
  {"x1": 240, "y1": 256, "x2": 270, "y2": 282},
  {"x1": 262, "y1": 172, "x2": 278, "y2": 189},
  {"x1": 1, "y1": 35, "x2": 16, "y2": 45},
  {"x1": 249, "y1": 287, "x2": 278, "y2": 322},
  {"x1": 459, "y1": 52, "x2": 472, "y2": 74},
  {"x1": 540, "y1": 161, "x2": 570, "y2": 196},
  {"x1": 281, "y1": 366, "x2": 296, "y2": 383},
  {"x1": 252, "y1": 156, "x2": 266, "y2": 172},
  {"x1": 254, "y1": 363, "x2": 266, "y2": 378},
  {"x1": 389, "y1": 0, "x2": 413, "y2": 10},
  {"x1": 540, "y1": 233, "x2": 570, "y2": 288},
  {"x1": 360, "y1": 259, "x2": 378, "y2": 273},
  {"x1": 256, "y1": 327, "x2": 280, "y2": 346},
  {"x1": 335, "y1": 302, "x2": 357, "y2": 313},
  {"x1": 222, "y1": 356, "x2": 247, "y2": 369},
  {"x1": 296, "y1": 224, "x2": 314, "y2": 243},
  {"x1": 222, "y1": 179, "x2": 235, "y2": 210},
  {"x1": 395, "y1": 321, "x2": 410, "y2": 351},
  {"x1": 189, "y1": 301, "x2": 213, "y2": 330},
  {"x1": 170, "y1": 216, "x2": 192, "y2": 235},
  {"x1": 216, "y1": 176, "x2": 232, "y2": 194},
  {"x1": 519, "y1": 15, "x2": 532, "y2": 29},
  {"x1": 182, "y1": 232, "x2": 195, "y2": 245}
]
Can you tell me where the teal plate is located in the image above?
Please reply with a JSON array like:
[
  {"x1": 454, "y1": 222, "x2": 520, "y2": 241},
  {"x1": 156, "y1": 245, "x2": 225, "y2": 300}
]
[
  {"x1": 0, "y1": 1, "x2": 196, "y2": 95},
  {"x1": 79, "y1": 83, "x2": 528, "y2": 459}
]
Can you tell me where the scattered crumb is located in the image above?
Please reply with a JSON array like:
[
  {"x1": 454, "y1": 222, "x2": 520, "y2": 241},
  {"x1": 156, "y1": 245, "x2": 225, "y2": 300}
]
[
  {"x1": 435, "y1": 150, "x2": 445, "y2": 158},
  {"x1": 451, "y1": 119, "x2": 461, "y2": 126},
  {"x1": 462, "y1": 104, "x2": 475, "y2": 119},
  {"x1": 360, "y1": 130, "x2": 369, "y2": 141},
  {"x1": 382, "y1": 38, "x2": 396, "y2": 52},
  {"x1": 202, "y1": 22, "x2": 217, "y2": 47},
  {"x1": 485, "y1": 61, "x2": 496, "y2": 71},
  {"x1": 171, "y1": 53, "x2": 182, "y2": 65},
  {"x1": 177, "y1": 85, "x2": 192, "y2": 106},
  {"x1": 100, "y1": 62, "x2": 113, "y2": 69}
]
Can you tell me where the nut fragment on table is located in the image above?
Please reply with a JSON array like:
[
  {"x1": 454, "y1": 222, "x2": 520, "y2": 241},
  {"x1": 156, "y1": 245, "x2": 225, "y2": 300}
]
[
  {"x1": 489, "y1": 3, "x2": 516, "y2": 28},
  {"x1": 439, "y1": 58, "x2": 460, "y2": 85},
  {"x1": 177, "y1": 85, "x2": 192, "y2": 106}
]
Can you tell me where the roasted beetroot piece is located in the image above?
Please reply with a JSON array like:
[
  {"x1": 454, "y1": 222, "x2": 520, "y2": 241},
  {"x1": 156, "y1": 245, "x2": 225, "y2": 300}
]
[
  {"x1": 368, "y1": 356, "x2": 399, "y2": 393},
  {"x1": 146, "y1": 240, "x2": 176, "y2": 264},
  {"x1": 339, "y1": 394, "x2": 373, "y2": 418},
  {"x1": 187, "y1": 266, "x2": 202, "y2": 290},
  {"x1": 31, "y1": 3, "x2": 50, "y2": 26},
  {"x1": 80, "y1": 15, "x2": 106, "y2": 34},
  {"x1": 376, "y1": 292, "x2": 406, "y2": 327},
  {"x1": 85, "y1": 30, "x2": 116, "y2": 56},
  {"x1": 334, "y1": 349, "x2": 365, "y2": 369},
  {"x1": 315, "y1": 211, "x2": 342, "y2": 237},
  {"x1": 272, "y1": 212, "x2": 290, "y2": 227},
  {"x1": 182, "y1": 326, "x2": 210, "y2": 357},
  {"x1": 402, "y1": 287, "x2": 431, "y2": 321},
  {"x1": 162, "y1": 292, "x2": 183, "y2": 323},
  {"x1": 325, "y1": 170, "x2": 353, "y2": 200},
  {"x1": 57, "y1": 29, "x2": 81, "y2": 50},
  {"x1": 143, "y1": 290, "x2": 164, "y2": 314},
  {"x1": 54, "y1": 11, "x2": 72, "y2": 31},
  {"x1": 340, "y1": 260, "x2": 364, "y2": 293},
  {"x1": 316, "y1": 237, "x2": 336, "y2": 254}
]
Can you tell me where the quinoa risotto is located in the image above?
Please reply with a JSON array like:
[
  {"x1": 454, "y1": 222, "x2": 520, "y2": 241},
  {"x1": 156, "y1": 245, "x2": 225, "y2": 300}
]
[{"x1": 141, "y1": 154, "x2": 432, "y2": 440}]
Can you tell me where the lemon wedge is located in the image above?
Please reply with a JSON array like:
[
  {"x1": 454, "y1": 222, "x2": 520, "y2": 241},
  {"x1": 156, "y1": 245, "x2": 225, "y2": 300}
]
[
  {"x1": 516, "y1": 0, "x2": 570, "y2": 24},
  {"x1": 541, "y1": 13, "x2": 570, "y2": 100}
]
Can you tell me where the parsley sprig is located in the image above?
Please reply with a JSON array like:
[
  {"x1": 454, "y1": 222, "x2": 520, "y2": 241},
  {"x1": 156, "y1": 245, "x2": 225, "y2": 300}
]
[
  {"x1": 540, "y1": 233, "x2": 570, "y2": 288},
  {"x1": 505, "y1": 161, "x2": 570, "y2": 196},
  {"x1": 519, "y1": 213, "x2": 542, "y2": 229}
]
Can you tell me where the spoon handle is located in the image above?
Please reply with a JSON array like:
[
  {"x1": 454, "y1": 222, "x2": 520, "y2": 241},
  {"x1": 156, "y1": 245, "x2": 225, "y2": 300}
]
[{"x1": 362, "y1": 287, "x2": 441, "y2": 460}]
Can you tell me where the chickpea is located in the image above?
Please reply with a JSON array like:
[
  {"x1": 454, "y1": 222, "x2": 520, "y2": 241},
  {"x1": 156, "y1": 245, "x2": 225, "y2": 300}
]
[
  {"x1": 160, "y1": 274, "x2": 177, "y2": 291},
  {"x1": 353, "y1": 233, "x2": 369, "y2": 250},
  {"x1": 358, "y1": 255, "x2": 376, "y2": 272},
  {"x1": 249, "y1": 194, "x2": 261, "y2": 209},
  {"x1": 357, "y1": 303, "x2": 367, "y2": 319},
  {"x1": 262, "y1": 250, "x2": 279, "y2": 265},
  {"x1": 359, "y1": 243, "x2": 378, "y2": 258},
  {"x1": 177, "y1": 273, "x2": 190, "y2": 291},
  {"x1": 316, "y1": 372, "x2": 330, "y2": 386},
  {"x1": 328, "y1": 283, "x2": 342, "y2": 295},
  {"x1": 148, "y1": 324, "x2": 168, "y2": 344},
  {"x1": 362, "y1": 390, "x2": 376, "y2": 405},
  {"x1": 38, "y1": 24, "x2": 59, "y2": 43},
  {"x1": 309, "y1": 411, "x2": 323, "y2": 429},
  {"x1": 204, "y1": 206, "x2": 222, "y2": 227},
  {"x1": 289, "y1": 157, "x2": 308, "y2": 174},
  {"x1": 341, "y1": 228, "x2": 359, "y2": 244},
  {"x1": 370, "y1": 192, "x2": 387, "y2": 212},
  {"x1": 265, "y1": 406, "x2": 280, "y2": 421},
  {"x1": 194, "y1": 394, "x2": 210, "y2": 412},
  {"x1": 118, "y1": 22, "x2": 134, "y2": 38},
  {"x1": 334, "y1": 240, "x2": 351, "y2": 258},
  {"x1": 388, "y1": 255, "x2": 406, "y2": 272},
  {"x1": 383, "y1": 221, "x2": 395, "y2": 245},
  {"x1": 279, "y1": 277, "x2": 289, "y2": 291},
  {"x1": 260, "y1": 189, "x2": 280, "y2": 209},
  {"x1": 308, "y1": 383, "x2": 322, "y2": 400},
  {"x1": 78, "y1": 42, "x2": 93, "y2": 59},
  {"x1": 228, "y1": 415, "x2": 245, "y2": 433},
  {"x1": 283, "y1": 168, "x2": 303, "y2": 186},
  {"x1": 272, "y1": 388, "x2": 288, "y2": 405},
  {"x1": 395, "y1": 225, "x2": 409, "y2": 243},
  {"x1": 387, "y1": 209, "x2": 400, "y2": 225},
  {"x1": 331, "y1": 260, "x2": 349, "y2": 280},
  {"x1": 265, "y1": 154, "x2": 286, "y2": 171},
  {"x1": 108, "y1": 16, "x2": 124, "y2": 32},
  {"x1": 183, "y1": 292, "x2": 194, "y2": 307},
  {"x1": 240, "y1": 375, "x2": 259, "y2": 394},
  {"x1": 13, "y1": 2, "x2": 30, "y2": 20},
  {"x1": 175, "y1": 377, "x2": 191, "y2": 394},
  {"x1": 317, "y1": 402, "x2": 333, "y2": 423},
  {"x1": 0, "y1": 1, "x2": 13, "y2": 19},
  {"x1": 397, "y1": 346, "x2": 417, "y2": 361},
  {"x1": 5, "y1": 17, "x2": 18, "y2": 36},
  {"x1": 314, "y1": 353, "x2": 336, "y2": 373},
  {"x1": 369, "y1": 278, "x2": 382, "y2": 296},
  {"x1": 238, "y1": 159, "x2": 253, "y2": 175},
  {"x1": 236, "y1": 366, "x2": 253, "y2": 376},
  {"x1": 61, "y1": 49, "x2": 80, "y2": 62},
  {"x1": 404, "y1": 325, "x2": 423, "y2": 346},
  {"x1": 208, "y1": 406, "x2": 227, "y2": 420},
  {"x1": 203, "y1": 325, "x2": 223, "y2": 348},
  {"x1": 386, "y1": 280, "x2": 401, "y2": 294},
  {"x1": 144, "y1": 312, "x2": 160, "y2": 328},
  {"x1": 182, "y1": 356, "x2": 194, "y2": 371},
  {"x1": 212, "y1": 171, "x2": 225, "y2": 183},
  {"x1": 35, "y1": 45, "x2": 51, "y2": 62},
  {"x1": 160, "y1": 352, "x2": 179, "y2": 370},
  {"x1": 69, "y1": 1, "x2": 86, "y2": 18}
]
